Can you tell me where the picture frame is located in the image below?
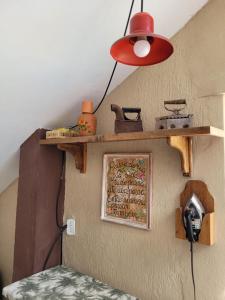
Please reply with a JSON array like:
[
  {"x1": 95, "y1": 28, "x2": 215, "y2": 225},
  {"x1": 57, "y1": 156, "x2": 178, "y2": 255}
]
[{"x1": 101, "y1": 153, "x2": 152, "y2": 230}]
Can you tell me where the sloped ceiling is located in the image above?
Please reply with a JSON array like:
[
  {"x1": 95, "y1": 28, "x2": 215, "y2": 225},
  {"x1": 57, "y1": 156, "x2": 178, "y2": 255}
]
[{"x1": 0, "y1": 0, "x2": 208, "y2": 193}]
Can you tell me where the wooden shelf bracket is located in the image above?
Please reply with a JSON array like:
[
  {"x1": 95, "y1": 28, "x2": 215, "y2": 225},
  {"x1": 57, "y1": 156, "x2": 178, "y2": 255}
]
[
  {"x1": 57, "y1": 143, "x2": 87, "y2": 173},
  {"x1": 167, "y1": 136, "x2": 192, "y2": 177},
  {"x1": 40, "y1": 127, "x2": 224, "y2": 177}
]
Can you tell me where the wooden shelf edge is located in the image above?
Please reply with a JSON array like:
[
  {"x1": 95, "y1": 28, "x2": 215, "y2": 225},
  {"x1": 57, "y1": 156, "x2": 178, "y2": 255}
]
[
  {"x1": 40, "y1": 135, "x2": 101, "y2": 145},
  {"x1": 103, "y1": 126, "x2": 224, "y2": 142},
  {"x1": 40, "y1": 126, "x2": 224, "y2": 145},
  {"x1": 40, "y1": 126, "x2": 223, "y2": 177},
  {"x1": 209, "y1": 126, "x2": 225, "y2": 137}
]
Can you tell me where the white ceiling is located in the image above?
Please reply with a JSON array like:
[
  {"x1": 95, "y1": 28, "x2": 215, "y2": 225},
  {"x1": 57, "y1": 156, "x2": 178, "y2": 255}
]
[{"x1": 0, "y1": 0, "x2": 208, "y2": 193}]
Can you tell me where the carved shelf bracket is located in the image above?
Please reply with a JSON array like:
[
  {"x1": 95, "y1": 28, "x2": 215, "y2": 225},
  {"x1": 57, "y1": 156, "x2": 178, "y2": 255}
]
[
  {"x1": 167, "y1": 136, "x2": 192, "y2": 177},
  {"x1": 40, "y1": 127, "x2": 224, "y2": 178},
  {"x1": 57, "y1": 143, "x2": 87, "y2": 173}
]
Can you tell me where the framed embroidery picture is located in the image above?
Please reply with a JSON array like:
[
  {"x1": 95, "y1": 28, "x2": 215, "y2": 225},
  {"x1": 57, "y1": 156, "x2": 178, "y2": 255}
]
[{"x1": 101, "y1": 153, "x2": 152, "y2": 230}]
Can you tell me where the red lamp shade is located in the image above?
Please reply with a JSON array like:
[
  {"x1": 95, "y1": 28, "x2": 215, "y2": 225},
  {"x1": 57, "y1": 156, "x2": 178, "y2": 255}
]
[{"x1": 110, "y1": 12, "x2": 173, "y2": 66}]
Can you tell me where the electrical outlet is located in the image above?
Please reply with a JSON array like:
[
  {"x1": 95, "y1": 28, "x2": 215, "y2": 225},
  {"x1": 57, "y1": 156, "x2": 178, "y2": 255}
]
[{"x1": 66, "y1": 218, "x2": 76, "y2": 236}]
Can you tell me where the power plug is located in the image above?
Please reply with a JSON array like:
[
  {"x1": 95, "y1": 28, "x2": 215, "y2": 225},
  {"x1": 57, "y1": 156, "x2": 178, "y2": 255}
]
[{"x1": 66, "y1": 218, "x2": 76, "y2": 236}]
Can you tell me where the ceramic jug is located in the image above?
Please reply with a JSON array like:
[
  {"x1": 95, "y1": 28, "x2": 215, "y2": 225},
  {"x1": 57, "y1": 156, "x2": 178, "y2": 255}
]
[{"x1": 77, "y1": 100, "x2": 97, "y2": 136}]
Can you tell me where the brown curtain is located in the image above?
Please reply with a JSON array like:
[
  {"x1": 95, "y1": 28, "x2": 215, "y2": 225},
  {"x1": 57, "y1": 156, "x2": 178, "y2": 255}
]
[{"x1": 13, "y1": 129, "x2": 65, "y2": 282}]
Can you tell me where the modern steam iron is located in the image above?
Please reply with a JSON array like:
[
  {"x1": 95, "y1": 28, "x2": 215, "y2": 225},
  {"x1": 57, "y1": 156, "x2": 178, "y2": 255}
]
[{"x1": 183, "y1": 193, "x2": 205, "y2": 242}]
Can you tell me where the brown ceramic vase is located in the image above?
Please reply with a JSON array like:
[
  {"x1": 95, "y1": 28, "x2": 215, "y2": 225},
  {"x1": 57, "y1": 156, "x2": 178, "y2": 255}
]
[{"x1": 77, "y1": 100, "x2": 97, "y2": 136}]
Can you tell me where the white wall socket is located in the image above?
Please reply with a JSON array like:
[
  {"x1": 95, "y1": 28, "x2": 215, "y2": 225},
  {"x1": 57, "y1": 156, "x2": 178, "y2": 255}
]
[{"x1": 66, "y1": 218, "x2": 76, "y2": 236}]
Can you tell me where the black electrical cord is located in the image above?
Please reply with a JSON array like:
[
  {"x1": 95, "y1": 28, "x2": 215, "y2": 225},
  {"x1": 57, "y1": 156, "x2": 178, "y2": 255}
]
[
  {"x1": 93, "y1": 61, "x2": 118, "y2": 114},
  {"x1": 42, "y1": 230, "x2": 65, "y2": 271},
  {"x1": 70, "y1": 0, "x2": 135, "y2": 130},
  {"x1": 43, "y1": 0, "x2": 136, "y2": 269},
  {"x1": 93, "y1": 0, "x2": 135, "y2": 114},
  {"x1": 55, "y1": 152, "x2": 66, "y2": 230},
  {"x1": 190, "y1": 241, "x2": 196, "y2": 300},
  {"x1": 141, "y1": 0, "x2": 144, "y2": 12},
  {"x1": 43, "y1": 152, "x2": 67, "y2": 271}
]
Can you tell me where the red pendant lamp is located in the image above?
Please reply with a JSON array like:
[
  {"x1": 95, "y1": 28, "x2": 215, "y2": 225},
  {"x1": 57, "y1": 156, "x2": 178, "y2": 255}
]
[{"x1": 110, "y1": 1, "x2": 173, "y2": 66}]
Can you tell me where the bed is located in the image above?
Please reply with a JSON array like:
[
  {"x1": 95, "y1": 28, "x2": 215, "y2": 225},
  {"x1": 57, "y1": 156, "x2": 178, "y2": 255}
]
[{"x1": 3, "y1": 265, "x2": 138, "y2": 299}]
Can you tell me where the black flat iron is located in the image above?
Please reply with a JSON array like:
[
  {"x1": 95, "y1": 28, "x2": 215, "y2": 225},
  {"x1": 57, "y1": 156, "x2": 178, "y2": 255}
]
[
  {"x1": 111, "y1": 104, "x2": 143, "y2": 134},
  {"x1": 183, "y1": 193, "x2": 205, "y2": 242}
]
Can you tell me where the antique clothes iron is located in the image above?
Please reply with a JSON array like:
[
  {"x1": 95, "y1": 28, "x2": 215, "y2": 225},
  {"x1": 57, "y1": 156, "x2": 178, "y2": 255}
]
[
  {"x1": 155, "y1": 99, "x2": 193, "y2": 130},
  {"x1": 111, "y1": 104, "x2": 143, "y2": 134}
]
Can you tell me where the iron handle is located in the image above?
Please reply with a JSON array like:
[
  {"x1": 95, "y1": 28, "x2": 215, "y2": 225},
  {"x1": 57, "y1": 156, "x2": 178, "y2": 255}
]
[
  {"x1": 164, "y1": 99, "x2": 186, "y2": 105},
  {"x1": 122, "y1": 107, "x2": 141, "y2": 113},
  {"x1": 164, "y1": 99, "x2": 186, "y2": 115}
]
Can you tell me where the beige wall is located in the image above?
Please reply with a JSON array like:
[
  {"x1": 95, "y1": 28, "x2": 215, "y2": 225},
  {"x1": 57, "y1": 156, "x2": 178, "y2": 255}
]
[
  {"x1": 0, "y1": 180, "x2": 18, "y2": 286},
  {"x1": 63, "y1": 0, "x2": 225, "y2": 299},
  {"x1": 0, "y1": 0, "x2": 225, "y2": 298}
]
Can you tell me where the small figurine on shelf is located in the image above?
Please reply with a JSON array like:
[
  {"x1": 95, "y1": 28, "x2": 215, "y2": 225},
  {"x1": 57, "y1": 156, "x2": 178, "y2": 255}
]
[{"x1": 77, "y1": 100, "x2": 97, "y2": 136}]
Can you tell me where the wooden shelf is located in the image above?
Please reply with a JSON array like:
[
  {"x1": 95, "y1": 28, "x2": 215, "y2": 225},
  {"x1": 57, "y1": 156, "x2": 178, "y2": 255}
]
[
  {"x1": 40, "y1": 126, "x2": 224, "y2": 145},
  {"x1": 40, "y1": 126, "x2": 224, "y2": 176}
]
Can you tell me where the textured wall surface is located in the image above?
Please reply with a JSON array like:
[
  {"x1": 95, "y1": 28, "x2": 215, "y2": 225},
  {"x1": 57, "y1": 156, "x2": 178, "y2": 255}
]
[
  {"x1": 0, "y1": 180, "x2": 18, "y2": 286},
  {"x1": 63, "y1": 0, "x2": 225, "y2": 299},
  {"x1": 0, "y1": 0, "x2": 207, "y2": 194}
]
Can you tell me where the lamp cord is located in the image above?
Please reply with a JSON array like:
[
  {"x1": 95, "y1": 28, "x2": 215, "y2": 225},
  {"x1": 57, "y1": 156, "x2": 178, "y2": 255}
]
[
  {"x1": 43, "y1": 0, "x2": 137, "y2": 271},
  {"x1": 55, "y1": 152, "x2": 66, "y2": 230},
  {"x1": 42, "y1": 231, "x2": 64, "y2": 271},
  {"x1": 43, "y1": 152, "x2": 67, "y2": 271},
  {"x1": 141, "y1": 0, "x2": 144, "y2": 12},
  {"x1": 190, "y1": 241, "x2": 196, "y2": 300},
  {"x1": 69, "y1": 0, "x2": 135, "y2": 129},
  {"x1": 93, "y1": 0, "x2": 135, "y2": 114},
  {"x1": 93, "y1": 61, "x2": 118, "y2": 114}
]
